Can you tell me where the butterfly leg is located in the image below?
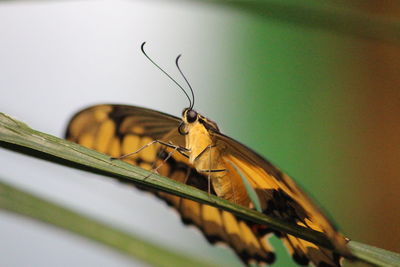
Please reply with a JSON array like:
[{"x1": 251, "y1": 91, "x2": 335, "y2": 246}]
[
  {"x1": 193, "y1": 144, "x2": 217, "y2": 161},
  {"x1": 208, "y1": 144, "x2": 212, "y2": 196},
  {"x1": 111, "y1": 140, "x2": 189, "y2": 160},
  {"x1": 198, "y1": 169, "x2": 227, "y2": 172},
  {"x1": 193, "y1": 144, "x2": 218, "y2": 195},
  {"x1": 153, "y1": 147, "x2": 178, "y2": 173},
  {"x1": 111, "y1": 139, "x2": 190, "y2": 181},
  {"x1": 144, "y1": 146, "x2": 179, "y2": 180},
  {"x1": 198, "y1": 168, "x2": 228, "y2": 197}
]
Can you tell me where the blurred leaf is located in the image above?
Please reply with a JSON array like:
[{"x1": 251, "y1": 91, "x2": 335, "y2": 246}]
[
  {"x1": 0, "y1": 180, "x2": 217, "y2": 267},
  {"x1": 1, "y1": 112, "x2": 400, "y2": 267}
]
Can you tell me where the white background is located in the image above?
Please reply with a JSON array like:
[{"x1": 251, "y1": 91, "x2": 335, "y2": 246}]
[{"x1": 0, "y1": 1, "x2": 244, "y2": 266}]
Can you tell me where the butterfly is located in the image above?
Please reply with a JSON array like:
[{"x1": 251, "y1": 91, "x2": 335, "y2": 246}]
[{"x1": 65, "y1": 43, "x2": 349, "y2": 266}]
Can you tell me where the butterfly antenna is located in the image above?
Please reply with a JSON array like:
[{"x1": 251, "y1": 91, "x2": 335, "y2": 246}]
[
  {"x1": 141, "y1": 42, "x2": 192, "y2": 108},
  {"x1": 176, "y1": 55, "x2": 195, "y2": 110}
]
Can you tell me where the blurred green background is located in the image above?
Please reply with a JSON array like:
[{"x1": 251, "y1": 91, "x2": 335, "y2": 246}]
[
  {"x1": 0, "y1": 1, "x2": 399, "y2": 266},
  {"x1": 220, "y1": 2, "x2": 400, "y2": 266}
]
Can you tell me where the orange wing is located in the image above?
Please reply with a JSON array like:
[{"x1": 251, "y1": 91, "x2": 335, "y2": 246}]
[{"x1": 65, "y1": 104, "x2": 276, "y2": 265}]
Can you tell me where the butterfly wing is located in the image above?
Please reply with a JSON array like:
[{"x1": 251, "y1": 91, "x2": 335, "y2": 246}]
[
  {"x1": 65, "y1": 104, "x2": 275, "y2": 265},
  {"x1": 212, "y1": 130, "x2": 349, "y2": 266}
]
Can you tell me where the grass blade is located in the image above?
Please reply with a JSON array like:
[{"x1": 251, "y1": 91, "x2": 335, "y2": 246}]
[{"x1": 0, "y1": 180, "x2": 216, "y2": 267}]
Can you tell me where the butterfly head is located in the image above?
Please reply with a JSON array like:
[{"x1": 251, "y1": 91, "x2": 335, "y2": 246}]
[
  {"x1": 182, "y1": 108, "x2": 198, "y2": 124},
  {"x1": 180, "y1": 108, "x2": 219, "y2": 135}
]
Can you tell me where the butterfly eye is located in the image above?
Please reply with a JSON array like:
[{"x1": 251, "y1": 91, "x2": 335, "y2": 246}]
[
  {"x1": 186, "y1": 109, "x2": 197, "y2": 123},
  {"x1": 178, "y1": 121, "x2": 188, "y2": 135}
]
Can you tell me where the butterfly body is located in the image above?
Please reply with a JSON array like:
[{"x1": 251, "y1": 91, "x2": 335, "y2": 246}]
[
  {"x1": 66, "y1": 104, "x2": 349, "y2": 267},
  {"x1": 180, "y1": 109, "x2": 251, "y2": 207}
]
